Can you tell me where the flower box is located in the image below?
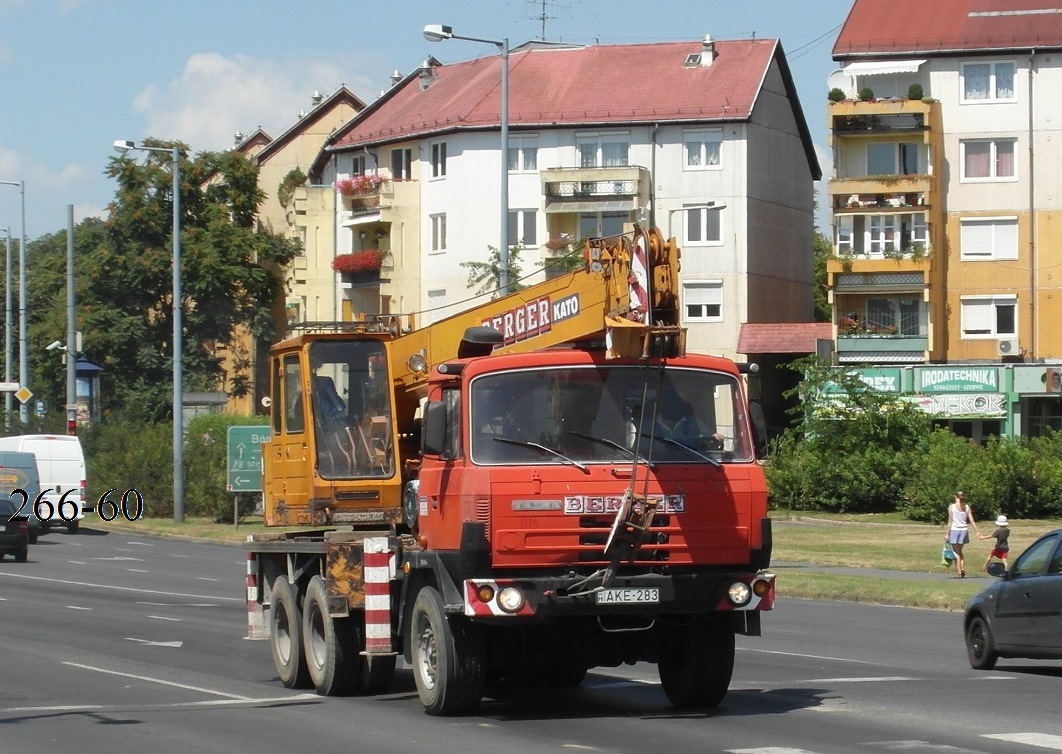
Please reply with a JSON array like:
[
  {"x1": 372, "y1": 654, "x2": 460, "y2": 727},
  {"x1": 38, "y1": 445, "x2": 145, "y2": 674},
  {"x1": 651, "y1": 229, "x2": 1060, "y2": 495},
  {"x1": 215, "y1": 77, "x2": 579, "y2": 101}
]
[
  {"x1": 332, "y1": 249, "x2": 384, "y2": 275},
  {"x1": 336, "y1": 175, "x2": 386, "y2": 197}
]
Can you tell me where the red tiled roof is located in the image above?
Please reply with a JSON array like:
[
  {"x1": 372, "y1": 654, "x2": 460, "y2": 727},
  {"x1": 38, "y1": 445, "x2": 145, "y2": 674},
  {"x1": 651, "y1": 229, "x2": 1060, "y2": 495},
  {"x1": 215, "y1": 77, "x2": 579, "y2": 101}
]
[
  {"x1": 834, "y1": 0, "x2": 1062, "y2": 58},
  {"x1": 331, "y1": 39, "x2": 782, "y2": 148},
  {"x1": 737, "y1": 323, "x2": 833, "y2": 355}
]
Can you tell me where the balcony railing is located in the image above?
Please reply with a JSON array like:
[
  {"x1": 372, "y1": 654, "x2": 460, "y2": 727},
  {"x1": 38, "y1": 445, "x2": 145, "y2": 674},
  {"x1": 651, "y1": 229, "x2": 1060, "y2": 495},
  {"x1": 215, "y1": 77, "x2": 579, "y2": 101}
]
[{"x1": 542, "y1": 165, "x2": 650, "y2": 206}]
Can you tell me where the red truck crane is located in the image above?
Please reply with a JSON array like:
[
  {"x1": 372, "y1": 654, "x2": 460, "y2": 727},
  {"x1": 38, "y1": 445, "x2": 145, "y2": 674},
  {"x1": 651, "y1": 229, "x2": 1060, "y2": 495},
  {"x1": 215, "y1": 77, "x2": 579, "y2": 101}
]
[{"x1": 245, "y1": 226, "x2": 774, "y2": 715}]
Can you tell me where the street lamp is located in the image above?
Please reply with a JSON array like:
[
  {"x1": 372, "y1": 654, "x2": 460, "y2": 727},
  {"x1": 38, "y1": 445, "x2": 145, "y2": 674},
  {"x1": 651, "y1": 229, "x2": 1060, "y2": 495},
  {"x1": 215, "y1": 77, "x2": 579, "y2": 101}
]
[
  {"x1": 112, "y1": 140, "x2": 184, "y2": 523},
  {"x1": 424, "y1": 24, "x2": 510, "y2": 295},
  {"x1": 0, "y1": 180, "x2": 27, "y2": 424},
  {"x1": 0, "y1": 226, "x2": 10, "y2": 429}
]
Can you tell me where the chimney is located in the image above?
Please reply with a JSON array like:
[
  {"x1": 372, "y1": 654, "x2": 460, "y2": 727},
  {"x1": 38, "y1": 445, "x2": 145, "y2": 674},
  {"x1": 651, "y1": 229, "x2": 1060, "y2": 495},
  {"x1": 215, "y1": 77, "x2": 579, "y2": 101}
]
[
  {"x1": 700, "y1": 34, "x2": 716, "y2": 67},
  {"x1": 233, "y1": 130, "x2": 244, "y2": 147},
  {"x1": 311, "y1": 89, "x2": 323, "y2": 106},
  {"x1": 390, "y1": 69, "x2": 403, "y2": 87},
  {"x1": 418, "y1": 59, "x2": 437, "y2": 90}
]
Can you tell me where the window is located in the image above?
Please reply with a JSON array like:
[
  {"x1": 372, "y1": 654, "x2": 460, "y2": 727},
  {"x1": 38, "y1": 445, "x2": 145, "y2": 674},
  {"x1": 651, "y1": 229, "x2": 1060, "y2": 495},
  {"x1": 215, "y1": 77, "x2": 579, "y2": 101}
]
[
  {"x1": 837, "y1": 214, "x2": 928, "y2": 257},
  {"x1": 431, "y1": 142, "x2": 447, "y2": 178},
  {"x1": 508, "y1": 210, "x2": 537, "y2": 247},
  {"x1": 962, "y1": 61, "x2": 1016, "y2": 102},
  {"x1": 685, "y1": 204, "x2": 722, "y2": 245},
  {"x1": 684, "y1": 281, "x2": 722, "y2": 321},
  {"x1": 579, "y1": 211, "x2": 627, "y2": 239},
  {"x1": 283, "y1": 355, "x2": 304, "y2": 434},
  {"x1": 683, "y1": 129, "x2": 722, "y2": 170},
  {"x1": 577, "y1": 133, "x2": 629, "y2": 167},
  {"x1": 961, "y1": 139, "x2": 1015, "y2": 180},
  {"x1": 867, "y1": 298, "x2": 922, "y2": 335},
  {"x1": 390, "y1": 148, "x2": 412, "y2": 180},
  {"x1": 351, "y1": 155, "x2": 366, "y2": 176},
  {"x1": 508, "y1": 139, "x2": 538, "y2": 172},
  {"x1": 867, "y1": 142, "x2": 921, "y2": 176},
  {"x1": 960, "y1": 217, "x2": 1018, "y2": 260},
  {"x1": 430, "y1": 213, "x2": 446, "y2": 252},
  {"x1": 961, "y1": 296, "x2": 1017, "y2": 338}
]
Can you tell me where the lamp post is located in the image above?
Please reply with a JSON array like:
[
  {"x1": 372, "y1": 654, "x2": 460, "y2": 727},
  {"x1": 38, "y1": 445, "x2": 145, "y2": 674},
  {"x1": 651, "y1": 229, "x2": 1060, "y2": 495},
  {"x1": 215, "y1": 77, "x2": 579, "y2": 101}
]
[
  {"x1": 112, "y1": 141, "x2": 184, "y2": 523},
  {"x1": 0, "y1": 180, "x2": 27, "y2": 424},
  {"x1": 0, "y1": 226, "x2": 10, "y2": 429},
  {"x1": 423, "y1": 24, "x2": 510, "y2": 295}
]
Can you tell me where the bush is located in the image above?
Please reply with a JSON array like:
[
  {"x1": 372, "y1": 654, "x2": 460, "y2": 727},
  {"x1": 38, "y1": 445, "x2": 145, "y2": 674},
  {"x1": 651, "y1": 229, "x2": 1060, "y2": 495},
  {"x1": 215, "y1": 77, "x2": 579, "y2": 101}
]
[
  {"x1": 828, "y1": 87, "x2": 847, "y2": 103},
  {"x1": 858, "y1": 87, "x2": 875, "y2": 102},
  {"x1": 184, "y1": 414, "x2": 268, "y2": 522},
  {"x1": 907, "y1": 83, "x2": 924, "y2": 100}
]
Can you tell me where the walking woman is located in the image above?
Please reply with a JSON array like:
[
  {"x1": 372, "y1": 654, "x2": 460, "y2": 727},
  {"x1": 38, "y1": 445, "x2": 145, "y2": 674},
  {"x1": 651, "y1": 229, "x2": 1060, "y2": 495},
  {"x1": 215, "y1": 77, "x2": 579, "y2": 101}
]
[{"x1": 945, "y1": 491, "x2": 981, "y2": 578}]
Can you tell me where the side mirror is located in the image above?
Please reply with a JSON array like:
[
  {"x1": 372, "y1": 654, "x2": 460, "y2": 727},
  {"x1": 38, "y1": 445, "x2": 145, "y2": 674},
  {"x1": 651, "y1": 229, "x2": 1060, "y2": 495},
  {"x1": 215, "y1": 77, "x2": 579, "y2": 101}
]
[
  {"x1": 986, "y1": 561, "x2": 1007, "y2": 578},
  {"x1": 421, "y1": 400, "x2": 450, "y2": 458}
]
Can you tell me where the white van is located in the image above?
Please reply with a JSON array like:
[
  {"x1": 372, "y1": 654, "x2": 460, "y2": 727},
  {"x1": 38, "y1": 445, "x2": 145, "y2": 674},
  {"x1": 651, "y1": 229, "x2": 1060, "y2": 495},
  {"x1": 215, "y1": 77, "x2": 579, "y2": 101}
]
[{"x1": 0, "y1": 435, "x2": 86, "y2": 533}]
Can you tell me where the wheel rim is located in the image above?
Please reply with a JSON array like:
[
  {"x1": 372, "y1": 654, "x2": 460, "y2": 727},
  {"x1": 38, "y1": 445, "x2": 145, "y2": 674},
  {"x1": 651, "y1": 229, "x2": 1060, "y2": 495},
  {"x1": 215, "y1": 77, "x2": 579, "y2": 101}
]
[
  {"x1": 970, "y1": 622, "x2": 986, "y2": 660},
  {"x1": 307, "y1": 602, "x2": 326, "y2": 671},
  {"x1": 415, "y1": 613, "x2": 438, "y2": 691},
  {"x1": 274, "y1": 602, "x2": 293, "y2": 665}
]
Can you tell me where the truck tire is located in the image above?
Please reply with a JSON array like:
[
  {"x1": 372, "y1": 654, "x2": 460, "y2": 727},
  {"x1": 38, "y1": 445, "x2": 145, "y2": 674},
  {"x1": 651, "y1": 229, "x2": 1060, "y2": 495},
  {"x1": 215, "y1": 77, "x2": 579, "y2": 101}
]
[
  {"x1": 302, "y1": 576, "x2": 359, "y2": 695},
  {"x1": 658, "y1": 616, "x2": 734, "y2": 708},
  {"x1": 411, "y1": 586, "x2": 484, "y2": 715},
  {"x1": 270, "y1": 577, "x2": 312, "y2": 689}
]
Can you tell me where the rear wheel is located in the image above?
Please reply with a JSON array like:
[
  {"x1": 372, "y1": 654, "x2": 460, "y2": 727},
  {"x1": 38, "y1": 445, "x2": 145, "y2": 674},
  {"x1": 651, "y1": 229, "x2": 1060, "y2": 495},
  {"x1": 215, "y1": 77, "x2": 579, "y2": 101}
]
[
  {"x1": 302, "y1": 576, "x2": 359, "y2": 695},
  {"x1": 28, "y1": 530, "x2": 38, "y2": 545},
  {"x1": 411, "y1": 586, "x2": 484, "y2": 715},
  {"x1": 270, "y1": 577, "x2": 311, "y2": 689},
  {"x1": 658, "y1": 616, "x2": 735, "y2": 708},
  {"x1": 966, "y1": 615, "x2": 998, "y2": 670}
]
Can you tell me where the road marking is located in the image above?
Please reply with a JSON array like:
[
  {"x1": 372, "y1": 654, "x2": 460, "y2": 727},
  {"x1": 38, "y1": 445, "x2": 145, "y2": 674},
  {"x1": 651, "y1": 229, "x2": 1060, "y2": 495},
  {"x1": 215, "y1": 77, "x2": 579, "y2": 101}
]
[
  {"x1": 65, "y1": 661, "x2": 240, "y2": 696},
  {"x1": 125, "y1": 638, "x2": 183, "y2": 648},
  {"x1": 136, "y1": 601, "x2": 216, "y2": 608},
  {"x1": 90, "y1": 556, "x2": 144, "y2": 562},
  {"x1": 740, "y1": 647, "x2": 878, "y2": 665},
  {"x1": 0, "y1": 694, "x2": 318, "y2": 715},
  {"x1": 68, "y1": 560, "x2": 87, "y2": 565},
  {"x1": 65, "y1": 605, "x2": 91, "y2": 611},
  {"x1": 126, "y1": 541, "x2": 155, "y2": 547},
  {"x1": 800, "y1": 676, "x2": 916, "y2": 684},
  {"x1": 127, "y1": 568, "x2": 149, "y2": 573},
  {"x1": 0, "y1": 572, "x2": 240, "y2": 601},
  {"x1": 985, "y1": 733, "x2": 1062, "y2": 749},
  {"x1": 171, "y1": 554, "x2": 191, "y2": 558},
  {"x1": 147, "y1": 615, "x2": 181, "y2": 622},
  {"x1": 729, "y1": 748, "x2": 819, "y2": 753},
  {"x1": 196, "y1": 577, "x2": 218, "y2": 582}
]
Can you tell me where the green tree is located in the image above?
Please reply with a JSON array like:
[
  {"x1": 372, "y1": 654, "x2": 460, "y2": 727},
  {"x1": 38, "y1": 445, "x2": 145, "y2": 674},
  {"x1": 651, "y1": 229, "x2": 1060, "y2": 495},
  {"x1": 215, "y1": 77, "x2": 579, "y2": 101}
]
[
  {"x1": 24, "y1": 139, "x2": 300, "y2": 424},
  {"x1": 812, "y1": 230, "x2": 832, "y2": 322},
  {"x1": 461, "y1": 245, "x2": 529, "y2": 297}
]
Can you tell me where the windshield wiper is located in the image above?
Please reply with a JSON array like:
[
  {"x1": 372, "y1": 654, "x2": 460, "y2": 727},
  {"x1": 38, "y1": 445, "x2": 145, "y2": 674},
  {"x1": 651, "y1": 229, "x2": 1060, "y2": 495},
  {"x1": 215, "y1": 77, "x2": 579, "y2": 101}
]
[
  {"x1": 648, "y1": 436, "x2": 722, "y2": 468},
  {"x1": 567, "y1": 431, "x2": 656, "y2": 468},
  {"x1": 492, "y1": 436, "x2": 589, "y2": 472}
]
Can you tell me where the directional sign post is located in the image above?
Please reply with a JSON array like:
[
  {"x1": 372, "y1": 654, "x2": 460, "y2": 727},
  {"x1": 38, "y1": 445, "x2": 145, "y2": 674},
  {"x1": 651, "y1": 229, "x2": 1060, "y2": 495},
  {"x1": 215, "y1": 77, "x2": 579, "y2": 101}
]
[{"x1": 226, "y1": 425, "x2": 268, "y2": 493}]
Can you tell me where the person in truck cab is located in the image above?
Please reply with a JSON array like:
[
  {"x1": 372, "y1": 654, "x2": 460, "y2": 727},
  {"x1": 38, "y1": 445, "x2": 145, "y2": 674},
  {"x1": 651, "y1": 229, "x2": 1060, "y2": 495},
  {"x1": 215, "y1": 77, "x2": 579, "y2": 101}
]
[{"x1": 650, "y1": 390, "x2": 725, "y2": 451}]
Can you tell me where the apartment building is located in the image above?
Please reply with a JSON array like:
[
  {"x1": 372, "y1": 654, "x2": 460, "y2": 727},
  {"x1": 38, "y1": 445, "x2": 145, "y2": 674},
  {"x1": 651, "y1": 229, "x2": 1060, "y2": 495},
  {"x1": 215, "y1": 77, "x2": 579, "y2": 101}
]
[
  {"x1": 308, "y1": 36, "x2": 820, "y2": 372},
  {"x1": 826, "y1": 0, "x2": 1062, "y2": 441}
]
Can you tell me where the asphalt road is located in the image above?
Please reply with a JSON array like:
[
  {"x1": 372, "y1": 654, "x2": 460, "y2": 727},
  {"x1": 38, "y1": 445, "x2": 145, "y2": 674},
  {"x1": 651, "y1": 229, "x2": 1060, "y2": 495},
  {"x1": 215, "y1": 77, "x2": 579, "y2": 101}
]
[{"x1": 1, "y1": 526, "x2": 1061, "y2": 754}]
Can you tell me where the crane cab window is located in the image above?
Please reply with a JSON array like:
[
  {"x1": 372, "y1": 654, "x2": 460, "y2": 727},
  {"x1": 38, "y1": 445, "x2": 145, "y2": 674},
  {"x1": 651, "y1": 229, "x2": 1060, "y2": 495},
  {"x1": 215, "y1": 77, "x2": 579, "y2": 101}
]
[
  {"x1": 308, "y1": 340, "x2": 394, "y2": 480},
  {"x1": 283, "y1": 355, "x2": 304, "y2": 434}
]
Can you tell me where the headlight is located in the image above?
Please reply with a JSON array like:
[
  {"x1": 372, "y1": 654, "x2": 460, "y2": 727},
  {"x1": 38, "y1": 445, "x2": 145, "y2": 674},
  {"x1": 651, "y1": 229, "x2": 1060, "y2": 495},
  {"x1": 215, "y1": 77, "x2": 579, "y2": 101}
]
[
  {"x1": 497, "y1": 586, "x2": 525, "y2": 613},
  {"x1": 476, "y1": 584, "x2": 495, "y2": 604},
  {"x1": 728, "y1": 581, "x2": 752, "y2": 607}
]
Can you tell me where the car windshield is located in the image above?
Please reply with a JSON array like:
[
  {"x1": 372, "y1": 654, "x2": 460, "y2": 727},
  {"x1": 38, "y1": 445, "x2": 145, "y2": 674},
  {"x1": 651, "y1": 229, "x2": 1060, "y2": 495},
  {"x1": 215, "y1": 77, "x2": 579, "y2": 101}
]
[{"x1": 469, "y1": 365, "x2": 752, "y2": 465}]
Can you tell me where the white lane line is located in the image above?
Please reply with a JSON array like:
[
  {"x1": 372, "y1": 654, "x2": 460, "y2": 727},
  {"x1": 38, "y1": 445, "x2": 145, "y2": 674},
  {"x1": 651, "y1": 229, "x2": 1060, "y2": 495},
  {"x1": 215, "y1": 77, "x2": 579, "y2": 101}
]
[
  {"x1": 196, "y1": 577, "x2": 218, "y2": 582},
  {"x1": 1, "y1": 694, "x2": 318, "y2": 715},
  {"x1": 126, "y1": 541, "x2": 155, "y2": 547},
  {"x1": 125, "y1": 638, "x2": 183, "y2": 648},
  {"x1": 148, "y1": 615, "x2": 181, "y2": 622},
  {"x1": 739, "y1": 647, "x2": 878, "y2": 665},
  {"x1": 68, "y1": 560, "x2": 87, "y2": 565},
  {"x1": 127, "y1": 568, "x2": 149, "y2": 573},
  {"x1": 90, "y1": 556, "x2": 143, "y2": 562},
  {"x1": 985, "y1": 733, "x2": 1062, "y2": 749},
  {"x1": 729, "y1": 748, "x2": 819, "y2": 753},
  {"x1": 63, "y1": 662, "x2": 237, "y2": 697},
  {"x1": 801, "y1": 676, "x2": 916, "y2": 684},
  {"x1": 65, "y1": 606, "x2": 91, "y2": 611},
  {"x1": 0, "y1": 572, "x2": 240, "y2": 601},
  {"x1": 136, "y1": 601, "x2": 216, "y2": 608},
  {"x1": 171, "y1": 554, "x2": 191, "y2": 558}
]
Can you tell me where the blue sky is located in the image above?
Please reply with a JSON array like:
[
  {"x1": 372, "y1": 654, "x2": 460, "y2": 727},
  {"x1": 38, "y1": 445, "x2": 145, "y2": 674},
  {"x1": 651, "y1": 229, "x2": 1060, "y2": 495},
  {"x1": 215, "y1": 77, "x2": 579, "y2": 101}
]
[{"x1": 0, "y1": 0, "x2": 854, "y2": 240}]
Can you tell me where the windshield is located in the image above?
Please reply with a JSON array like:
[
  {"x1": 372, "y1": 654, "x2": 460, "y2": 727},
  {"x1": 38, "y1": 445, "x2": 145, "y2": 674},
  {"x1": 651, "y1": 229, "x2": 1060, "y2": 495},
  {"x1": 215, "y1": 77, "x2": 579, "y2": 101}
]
[
  {"x1": 470, "y1": 365, "x2": 752, "y2": 465},
  {"x1": 308, "y1": 340, "x2": 394, "y2": 480}
]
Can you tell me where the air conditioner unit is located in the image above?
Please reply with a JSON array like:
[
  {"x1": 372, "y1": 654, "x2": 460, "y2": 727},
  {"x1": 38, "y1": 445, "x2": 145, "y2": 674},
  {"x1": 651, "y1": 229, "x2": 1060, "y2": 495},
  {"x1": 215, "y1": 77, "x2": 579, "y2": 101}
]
[{"x1": 998, "y1": 338, "x2": 1019, "y2": 357}]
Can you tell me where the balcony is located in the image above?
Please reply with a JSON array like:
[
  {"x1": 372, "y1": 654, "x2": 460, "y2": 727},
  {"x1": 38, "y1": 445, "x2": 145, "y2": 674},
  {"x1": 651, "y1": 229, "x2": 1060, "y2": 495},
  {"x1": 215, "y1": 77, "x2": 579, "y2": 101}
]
[
  {"x1": 827, "y1": 252, "x2": 931, "y2": 278},
  {"x1": 836, "y1": 334, "x2": 929, "y2": 364},
  {"x1": 830, "y1": 176, "x2": 931, "y2": 213},
  {"x1": 542, "y1": 165, "x2": 650, "y2": 213},
  {"x1": 828, "y1": 98, "x2": 937, "y2": 140}
]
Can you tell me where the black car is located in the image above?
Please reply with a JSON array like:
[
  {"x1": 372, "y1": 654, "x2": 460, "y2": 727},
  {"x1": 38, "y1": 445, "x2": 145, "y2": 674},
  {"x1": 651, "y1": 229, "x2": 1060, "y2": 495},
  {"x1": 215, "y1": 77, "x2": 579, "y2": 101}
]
[
  {"x1": 964, "y1": 528, "x2": 1062, "y2": 669},
  {"x1": 0, "y1": 496, "x2": 29, "y2": 562}
]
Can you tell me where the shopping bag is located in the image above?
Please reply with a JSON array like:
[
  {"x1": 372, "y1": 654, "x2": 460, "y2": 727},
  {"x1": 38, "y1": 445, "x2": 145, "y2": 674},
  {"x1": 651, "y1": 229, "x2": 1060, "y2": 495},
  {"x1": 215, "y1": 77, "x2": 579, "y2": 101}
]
[{"x1": 941, "y1": 542, "x2": 956, "y2": 568}]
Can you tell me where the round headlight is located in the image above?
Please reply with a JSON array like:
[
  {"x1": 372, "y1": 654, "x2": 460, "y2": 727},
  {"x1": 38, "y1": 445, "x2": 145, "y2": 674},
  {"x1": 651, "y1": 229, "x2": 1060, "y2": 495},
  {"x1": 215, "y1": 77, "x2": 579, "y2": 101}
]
[
  {"x1": 728, "y1": 581, "x2": 752, "y2": 606},
  {"x1": 497, "y1": 586, "x2": 525, "y2": 613},
  {"x1": 476, "y1": 584, "x2": 496, "y2": 604}
]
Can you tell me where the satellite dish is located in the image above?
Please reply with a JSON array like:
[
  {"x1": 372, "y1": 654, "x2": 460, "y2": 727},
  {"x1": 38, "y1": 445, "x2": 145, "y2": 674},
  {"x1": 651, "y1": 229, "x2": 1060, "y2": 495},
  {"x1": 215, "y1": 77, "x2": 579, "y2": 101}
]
[{"x1": 827, "y1": 69, "x2": 854, "y2": 98}]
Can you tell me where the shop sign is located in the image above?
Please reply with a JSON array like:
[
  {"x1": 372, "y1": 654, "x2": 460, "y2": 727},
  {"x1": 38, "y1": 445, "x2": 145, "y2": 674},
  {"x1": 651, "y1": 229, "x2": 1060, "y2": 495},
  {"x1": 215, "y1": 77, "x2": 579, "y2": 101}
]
[
  {"x1": 917, "y1": 367, "x2": 998, "y2": 393},
  {"x1": 907, "y1": 392, "x2": 1006, "y2": 418}
]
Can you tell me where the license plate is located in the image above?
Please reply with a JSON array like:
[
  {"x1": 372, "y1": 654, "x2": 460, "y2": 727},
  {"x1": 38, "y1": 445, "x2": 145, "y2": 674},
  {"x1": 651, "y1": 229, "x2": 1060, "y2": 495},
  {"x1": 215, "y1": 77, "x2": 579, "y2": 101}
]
[{"x1": 595, "y1": 587, "x2": 660, "y2": 604}]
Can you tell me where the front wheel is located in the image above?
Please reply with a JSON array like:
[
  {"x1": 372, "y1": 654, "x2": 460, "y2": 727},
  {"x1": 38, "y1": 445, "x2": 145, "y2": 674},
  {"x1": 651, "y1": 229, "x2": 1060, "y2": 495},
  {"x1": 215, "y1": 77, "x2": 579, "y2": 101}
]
[
  {"x1": 658, "y1": 616, "x2": 735, "y2": 708},
  {"x1": 410, "y1": 586, "x2": 484, "y2": 716},
  {"x1": 302, "y1": 576, "x2": 359, "y2": 695},
  {"x1": 270, "y1": 577, "x2": 312, "y2": 689},
  {"x1": 966, "y1": 615, "x2": 998, "y2": 670}
]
